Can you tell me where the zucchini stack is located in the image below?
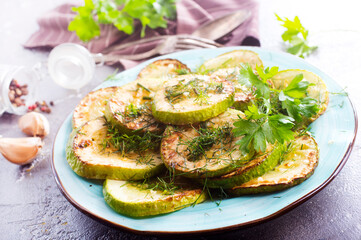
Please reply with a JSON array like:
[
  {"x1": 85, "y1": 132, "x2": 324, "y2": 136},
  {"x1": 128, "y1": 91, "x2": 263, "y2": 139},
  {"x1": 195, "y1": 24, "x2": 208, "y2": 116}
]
[{"x1": 66, "y1": 50, "x2": 328, "y2": 218}]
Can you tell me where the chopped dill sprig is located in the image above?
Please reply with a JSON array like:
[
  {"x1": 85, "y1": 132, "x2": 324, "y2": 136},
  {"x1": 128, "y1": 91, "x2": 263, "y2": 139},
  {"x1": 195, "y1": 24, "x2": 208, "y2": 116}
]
[
  {"x1": 174, "y1": 67, "x2": 191, "y2": 75},
  {"x1": 165, "y1": 78, "x2": 223, "y2": 105},
  {"x1": 137, "y1": 83, "x2": 151, "y2": 93},
  {"x1": 134, "y1": 171, "x2": 180, "y2": 195},
  {"x1": 179, "y1": 125, "x2": 233, "y2": 161},
  {"x1": 103, "y1": 68, "x2": 119, "y2": 81},
  {"x1": 102, "y1": 118, "x2": 163, "y2": 154},
  {"x1": 117, "y1": 102, "x2": 153, "y2": 124},
  {"x1": 125, "y1": 103, "x2": 141, "y2": 118},
  {"x1": 143, "y1": 177, "x2": 179, "y2": 195},
  {"x1": 135, "y1": 154, "x2": 156, "y2": 166}
]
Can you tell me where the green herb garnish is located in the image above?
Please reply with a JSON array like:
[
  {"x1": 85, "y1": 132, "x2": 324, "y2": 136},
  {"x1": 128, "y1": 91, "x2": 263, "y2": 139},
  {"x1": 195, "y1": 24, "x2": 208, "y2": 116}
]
[
  {"x1": 69, "y1": 0, "x2": 176, "y2": 42},
  {"x1": 174, "y1": 66, "x2": 191, "y2": 75},
  {"x1": 233, "y1": 65, "x2": 319, "y2": 154},
  {"x1": 137, "y1": 177, "x2": 179, "y2": 195},
  {"x1": 103, "y1": 68, "x2": 119, "y2": 81},
  {"x1": 165, "y1": 78, "x2": 223, "y2": 105},
  {"x1": 275, "y1": 14, "x2": 317, "y2": 58},
  {"x1": 278, "y1": 74, "x2": 319, "y2": 122},
  {"x1": 180, "y1": 125, "x2": 233, "y2": 161},
  {"x1": 102, "y1": 118, "x2": 162, "y2": 154},
  {"x1": 137, "y1": 83, "x2": 151, "y2": 93}
]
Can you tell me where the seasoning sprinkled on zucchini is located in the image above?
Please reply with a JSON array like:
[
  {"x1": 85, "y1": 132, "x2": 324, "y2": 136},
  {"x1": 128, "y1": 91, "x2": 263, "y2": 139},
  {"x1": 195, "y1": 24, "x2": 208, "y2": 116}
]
[{"x1": 152, "y1": 74, "x2": 234, "y2": 125}]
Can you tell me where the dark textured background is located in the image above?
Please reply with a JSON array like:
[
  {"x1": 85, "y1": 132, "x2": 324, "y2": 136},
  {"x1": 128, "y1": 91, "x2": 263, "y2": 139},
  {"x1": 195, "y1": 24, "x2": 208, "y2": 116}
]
[{"x1": 1, "y1": 0, "x2": 361, "y2": 239}]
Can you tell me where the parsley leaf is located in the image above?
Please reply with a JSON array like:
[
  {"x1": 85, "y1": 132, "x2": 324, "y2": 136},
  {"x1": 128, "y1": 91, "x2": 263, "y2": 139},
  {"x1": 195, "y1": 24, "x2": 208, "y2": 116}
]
[
  {"x1": 69, "y1": 0, "x2": 176, "y2": 42},
  {"x1": 238, "y1": 64, "x2": 271, "y2": 98},
  {"x1": 266, "y1": 114, "x2": 294, "y2": 143},
  {"x1": 275, "y1": 14, "x2": 317, "y2": 58},
  {"x1": 233, "y1": 117, "x2": 260, "y2": 153},
  {"x1": 68, "y1": 0, "x2": 101, "y2": 42},
  {"x1": 233, "y1": 103, "x2": 294, "y2": 153},
  {"x1": 278, "y1": 74, "x2": 319, "y2": 123}
]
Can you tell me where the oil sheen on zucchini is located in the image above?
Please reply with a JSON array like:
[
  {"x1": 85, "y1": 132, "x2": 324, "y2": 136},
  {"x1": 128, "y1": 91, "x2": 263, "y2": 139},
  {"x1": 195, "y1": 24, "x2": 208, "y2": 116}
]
[
  {"x1": 152, "y1": 74, "x2": 234, "y2": 125},
  {"x1": 66, "y1": 117, "x2": 164, "y2": 180},
  {"x1": 161, "y1": 109, "x2": 255, "y2": 178},
  {"x1": 227, "y1": 134, "x2": 319, "y2": 196},
  {"x1": 72, "y1": 86, "x2": 119, "y2": 129}
]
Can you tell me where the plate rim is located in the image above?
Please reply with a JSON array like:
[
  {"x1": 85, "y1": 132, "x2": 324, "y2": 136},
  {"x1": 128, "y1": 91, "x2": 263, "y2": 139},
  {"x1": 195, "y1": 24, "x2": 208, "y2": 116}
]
[{"x1": 51, "y1": 46, "x2": 358, "y2": 235}]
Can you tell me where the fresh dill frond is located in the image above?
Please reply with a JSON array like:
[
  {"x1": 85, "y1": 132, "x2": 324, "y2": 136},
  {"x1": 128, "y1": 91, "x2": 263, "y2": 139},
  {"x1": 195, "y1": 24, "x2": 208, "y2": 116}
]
[
  {"x1": 137, "y1": 83, "x2": 151, "y2": 93},
  {"x1": 135, "y1": 176, "x2": 180, "y2": 195},
  {"x1": 165, "y1": 78, "x2": 223, "y2": 105},
  {"x1": 135, "y1": 154, "x2": 156, "y2": 166},
  {"x1": 174, "y1": 66, "x2": 191, "y2": 75},
  {"x1": 102, "y1": 118, "x2": 163, "y2": 154},
  {"x1": 180, "y1": 125, "x2": 233, "y2": 161},
  {"x1": 117, "y1": 102, "x2": 153, "y2": 125},
  {"x1": 103, "y1": 68, "x2": 119, "y2": 81}
]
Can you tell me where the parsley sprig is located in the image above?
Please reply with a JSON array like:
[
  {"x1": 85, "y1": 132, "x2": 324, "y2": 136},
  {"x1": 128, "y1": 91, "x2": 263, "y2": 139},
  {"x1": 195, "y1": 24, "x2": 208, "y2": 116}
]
[
  {"x1": 233, "y1": 64, "x2": 319, "y2": 153},
  {"x1": 275, "y1": 14, "x2": 317, "y2": 58},
  {"x1": 233, "y1": 100, "x2": 294, "y2": 153},
  {"x1": 69, "y1": 0, "x2": 176, "y2": 42},
  {"x1": 278, "y1": 74, "x2": 319, "y2": 122}
]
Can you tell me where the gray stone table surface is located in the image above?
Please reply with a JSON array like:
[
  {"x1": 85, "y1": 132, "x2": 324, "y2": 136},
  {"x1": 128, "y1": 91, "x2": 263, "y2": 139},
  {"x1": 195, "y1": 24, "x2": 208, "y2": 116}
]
[{"x1": 1, "y1": 0, "x2": 361, "y2": 239}]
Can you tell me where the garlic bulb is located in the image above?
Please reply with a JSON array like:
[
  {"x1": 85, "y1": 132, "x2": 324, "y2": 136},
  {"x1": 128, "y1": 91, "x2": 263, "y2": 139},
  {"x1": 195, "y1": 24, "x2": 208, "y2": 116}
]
[
  {"x1": 0, "y1": 137, "x2": 43, "y2": 165},
  {"x1": 18, "y1": 112, "x2": 50, "y2": 138}
]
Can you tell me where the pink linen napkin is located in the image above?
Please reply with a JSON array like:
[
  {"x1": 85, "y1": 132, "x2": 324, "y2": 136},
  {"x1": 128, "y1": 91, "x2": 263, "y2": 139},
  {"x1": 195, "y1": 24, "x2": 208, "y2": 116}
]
[{"x1": 24, "y1": 0, "x2": 259, "y2": 69}]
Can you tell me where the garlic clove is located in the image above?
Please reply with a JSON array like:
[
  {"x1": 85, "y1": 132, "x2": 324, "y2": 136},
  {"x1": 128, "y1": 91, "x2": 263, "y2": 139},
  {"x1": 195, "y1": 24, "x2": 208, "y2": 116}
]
[
  {"x1": 0, "y1": 137, "x2": 43, "y2": 165},
  {"x1": 18, "y1": 112, "x2": 50, "y2": 138}
]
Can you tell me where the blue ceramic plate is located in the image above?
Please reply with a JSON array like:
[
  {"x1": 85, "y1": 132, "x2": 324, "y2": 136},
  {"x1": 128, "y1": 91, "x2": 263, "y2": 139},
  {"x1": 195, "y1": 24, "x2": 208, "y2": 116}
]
[{"x1": 52, "y1": 47, "x2": 357, "y2": 234}]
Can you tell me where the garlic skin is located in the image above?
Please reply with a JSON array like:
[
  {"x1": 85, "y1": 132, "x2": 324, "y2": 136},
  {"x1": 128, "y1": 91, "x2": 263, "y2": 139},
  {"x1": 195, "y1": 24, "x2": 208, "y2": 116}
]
[
  {"x1": 0, "y1": 137, "x2": 43, "y2": 165},
  {"x1": 18, "y1": 112, "x2": 50, "y2": 138}
]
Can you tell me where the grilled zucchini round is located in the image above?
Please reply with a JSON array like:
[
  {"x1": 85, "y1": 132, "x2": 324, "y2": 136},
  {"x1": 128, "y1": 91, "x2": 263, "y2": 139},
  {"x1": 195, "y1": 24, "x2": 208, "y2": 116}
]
[
  {"x1": 103, "y1": 178, "x2": 207, "y2": 218},
  {"x1": 66, "y1": 117, "x2": 164, "y2": 180},
  {"x1": 72, "y1": 86, "x2": 118, "y2": 129},
  {"x1": 104, "y1": 82, "x2": 164, "y2": 135},
  {"x1": 227, "y1": 134, "x2": 319, "y2": 195},
  {"x1": 204, "y1": 142, "x2": 287, "y2": 189},
  {"x1": 152, "y1": 74, "x2": 234, "y2": 125},
  {"x1": 211, "y1": 67, "x2": 254, "y2": 111},
  {"x1": 198, "y1": 49, "x2": 264, "y2": 74},
  {"x1": 161, "y1": 109, "x2": 255, "y2": 178},
  {"x1": 137, "y1": 58, "x2": 190, "y2": 80}
]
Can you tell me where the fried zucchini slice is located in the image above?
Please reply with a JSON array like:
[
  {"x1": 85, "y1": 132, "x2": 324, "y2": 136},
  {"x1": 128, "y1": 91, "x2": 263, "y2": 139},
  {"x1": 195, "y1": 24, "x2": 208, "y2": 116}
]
[
  {"x1": 198, "y1": 49, "x2": 264, "y2": 74},
  {"x1": 271, "y1": 69, "x2": 329, "y2": 124},
  {"x1": 66, "y1": 117, "x2": 164, "y2": 180},
  {"x1": 204, "y1": 142, "x2": 287, "y2": 189},
  {"x1": 161, "y1": 109, "x2": 255, "y2": 178},
  {"x1": 152, "y1": 74, "x2": 234, "y2": 125},
  {"x1": 72, "y1": 86, "x2": 118, "y2": 129},
  {"x1": 103, "y1": 178, "x2": 207, "y2": 218},
  {"x1": 211, "y1": 67, "x2": 254, "y2": 111},
  {"x1": 137, "y1": 58, "x2": 190, "y2": 80},
  {"x1": 227, "y1": 134, "x2": 319, "y2": 196},
  {"x1": 136, "y1": 59, "x2": 191, "y2": 94},
  {"x1": 104, "y1": 82, "x2": 164, "y2": 135}
]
